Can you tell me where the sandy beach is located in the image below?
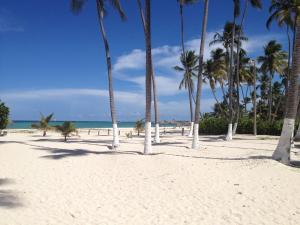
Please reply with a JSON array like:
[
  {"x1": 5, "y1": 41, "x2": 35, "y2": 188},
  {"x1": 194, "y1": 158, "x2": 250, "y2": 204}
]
[{"x1": 1, "y1": 128, "x2": 300, "y2": 225}]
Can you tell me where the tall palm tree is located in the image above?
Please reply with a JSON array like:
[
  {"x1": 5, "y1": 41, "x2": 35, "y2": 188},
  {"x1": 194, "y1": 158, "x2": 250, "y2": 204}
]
[
  {"x1": 137, "y1": 0, "x2": 160, "y2": 143},
  {"x1": 71, "y1": 0, "x2": 126, "y2": 148},
  {"x1": 267, "y1": 0, "x2": 299, "y2": 117},
  {"x1": 257, "y1": 40, "x2": 287, "y2": 121},
  {"x1": 273, "y1": 14, "x2": 300, "y2": 165},
  {"x1": 192, "y1": 0, "x2": 209, "y2": 149},
  {"x1": 234, "y1": 0, "x2": 262, "y2": 134},
  {"x1": 225, "y1": 0, "x2": 240, "y2": 141},
  {"x1": 174, "y1": 51, "x2": 198, "y2": 137},
  {"x1": 178, "y1": 0, "x2": 198, "y2": 54},
  {"x1": 210, "y1": 22, "x2": 246, "y2": 140},
  {"x1": 137, "y1": 0, "x2": 153, "y2": 154}
]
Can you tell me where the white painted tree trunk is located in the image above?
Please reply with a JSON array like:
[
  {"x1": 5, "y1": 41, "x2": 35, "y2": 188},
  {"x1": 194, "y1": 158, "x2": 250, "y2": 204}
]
[
  {"x1": 144, "y1": 122, "x2": 152, "y2": 154},
  {"x1": 272, "y1": 118, "x2": 294, "y2": 164},
  {"x1": 192, "y1": 123, "x2": 199, "y2": 149},
  {"x1": 154, "y1": 123, "x2": 160, "y2": 143},
  {"x1": 188, "y1": 121, "x2": 194, "y2": 137},
  {"x1": 225, "y1": 123, "x2": 233, "y2": 141},
  {"x1": 112, "y1": 123, "x2": 119, "y2": 148},
  {"x1": 232, "y1": 122, "x2": 238, "y2": 136}
]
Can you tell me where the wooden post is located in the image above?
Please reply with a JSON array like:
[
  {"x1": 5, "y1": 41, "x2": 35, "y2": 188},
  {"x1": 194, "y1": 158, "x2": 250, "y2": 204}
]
[
  {"x1": 108, "y1": 129, "x2": 110, "y2": 136},
  {"x1": 182, "y1": 128, "x2": 184, "y2": 136}
]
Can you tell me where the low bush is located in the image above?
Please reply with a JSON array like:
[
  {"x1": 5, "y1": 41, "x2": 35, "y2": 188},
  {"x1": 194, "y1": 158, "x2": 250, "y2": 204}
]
[{"x1": 199, "y1": 117, "x2": 287, "y2": 136}]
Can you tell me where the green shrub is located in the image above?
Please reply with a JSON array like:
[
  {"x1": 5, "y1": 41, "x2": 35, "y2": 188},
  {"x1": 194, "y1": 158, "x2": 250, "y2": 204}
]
[
  {"x1": 0, "y1": 101, "x2": 9, "y2": 130},
  {"x1": 199, "y1": 116, "x2": 287, "y2": 136}
]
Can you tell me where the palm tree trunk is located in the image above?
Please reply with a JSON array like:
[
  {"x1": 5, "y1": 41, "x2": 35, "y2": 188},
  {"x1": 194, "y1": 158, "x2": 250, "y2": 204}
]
[
  {"x1": 188, "y1": 82, "x2": 194, "y2": 137},
  {"x1": 253, "y1": 63, "x2": 257, "y2": 136},
  {"x1": 152, "y1": 69, "x2": 160, "y2": 143},
  {"x1": 268, "y1": 73, "x2": 273, "y2": 121},
  {"x1": 96, "y1": 1, "x2": 119, "y2": 148},
  {"x1": 137, "y1": 0, "x2": 159, "y2": 144},
  {"x1": 284, "y1": 25, "x2": 291, "y2": 116},
  {"x1": 233, "y1": 0, "x2": 248, "y2": 136},
  {"x1": 143, "y1": 0, "x2": 153, "y2": 154},
  {"x1": 179, "y1": 3, "x2": 185, "y2": 54},
  {"x1": 192, "y1": 0, "x2": 209, "y2": 149},
  {"x1": 226, "y1": 16, "x2": 237, "y2": 141},
  {"x1": 273, "y1": 17, "x2": 300, "y2": 165}
]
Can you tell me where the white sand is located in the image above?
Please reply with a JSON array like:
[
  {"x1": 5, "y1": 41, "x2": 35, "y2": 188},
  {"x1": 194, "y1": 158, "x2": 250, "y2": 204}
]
[{"x1": 1, "y1": 129, "x2": 300, "y2": 225}]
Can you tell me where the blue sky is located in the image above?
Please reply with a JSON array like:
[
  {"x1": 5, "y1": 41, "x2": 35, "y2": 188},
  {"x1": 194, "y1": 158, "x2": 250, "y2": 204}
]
[{"x1": 0, "y1": 0, "x2": 286, "y2": 121}]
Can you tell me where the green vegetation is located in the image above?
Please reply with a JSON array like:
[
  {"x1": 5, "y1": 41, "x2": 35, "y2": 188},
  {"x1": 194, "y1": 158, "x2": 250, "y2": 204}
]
[
  {"x1": 0, "y1": 101, "x2": 10, "y2": 132},
  {"x1": 31, "y1": 113, "x2": 54, "y2": 136},
  {"x1": 134, "y1": 119, "x2": 144, "y2": 136},
  {"x1": 55, "y1": 122, "x2": 77, "y2": 142}
]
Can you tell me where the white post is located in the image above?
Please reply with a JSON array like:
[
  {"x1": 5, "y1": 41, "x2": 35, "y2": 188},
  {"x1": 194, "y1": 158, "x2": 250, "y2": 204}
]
[
  {"x1": 112, "y1": 123, "x2": 119, "y2": 148},
  {"x1": 226, "y1": 123, "x2": 233, "y2": 141},
  {"x1": 191, "y1": 123, "x2": 199, "y2": 149},
  {"x1": 144, "y1": 122, "x2": 152, "y2": 154},
  {"x1": 188, "y1": 121, "x2": 194, "y2": 137},
  {"x1": 154, "y1": 123, "x2": 160, "y2": 143}
]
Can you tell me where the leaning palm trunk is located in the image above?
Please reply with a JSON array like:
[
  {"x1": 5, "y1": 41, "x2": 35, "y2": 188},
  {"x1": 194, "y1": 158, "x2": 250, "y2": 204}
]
[
  {"x1": 273, "y1": 17, "x2": 300, "y2": 165},
  {"x1": 226, "y1": 18, "x2": 237, "y2": 141},
  {"x1": 152, "y1": 69, "x2": 160, "y2": 143},
  {"x1": 188, "y1": 82, "x2": 194, "y2": 137},
  {"x1": 144, "y1": 0, "x2": 152, "y2": 154},
  {"x1": 97, "y1": 3, "x2": 119, "y2": 148},
  {"x1": 192, "y1": 0, "x2": 209, "y2": 149}
]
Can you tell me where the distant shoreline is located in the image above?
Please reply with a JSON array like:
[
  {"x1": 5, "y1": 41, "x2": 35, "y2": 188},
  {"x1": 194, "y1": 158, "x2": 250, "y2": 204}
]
[{"x1": 7, "y1": 121, "x2": 178, "y2": 129}]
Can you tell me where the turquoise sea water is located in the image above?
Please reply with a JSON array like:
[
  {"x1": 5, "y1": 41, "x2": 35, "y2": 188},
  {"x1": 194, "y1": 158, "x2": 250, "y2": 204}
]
[{"x1": 8, "y1": 121, "x2": 175, "y2": 129}]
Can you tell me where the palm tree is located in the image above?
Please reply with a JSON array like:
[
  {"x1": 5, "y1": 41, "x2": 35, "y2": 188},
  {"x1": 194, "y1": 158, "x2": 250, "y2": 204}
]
[
  {"x1": 137, "y1": 0, "x2": 153, "y2": 154},
  {"x1": 70, "y1": 0, "x2": 126, "y2": 148},
  {"x1": 137, "y1": 0, "x2": 160, "y2": 143},
  {"x1": 134, "y1": 119, "x2": 144, "y2": 136},
  {"x1": 210, "y1": 21, "x2": 246, "y2": 140},
  {"x1": 203, "y1": 49, "x2": 227, "y2": 116},
  {"x1": 192, "y1": 0, "x2": 209, "y2": 149},
  {"x1": 267, "y1": 0, "x2": 299, "y2": 117},
  {"x1": 234, "y1": 0, "x2": 262, "y2": 134},
  {"x1": 178, "y1": 0, "x2": 198, "y2": 54},
  {"x1": 257, "y1": 40, "x2": 287, "y2": 121},
  {"x1": 273, "y1": 14, "x2": 300, "y2": 165},
  {"x1": 55, "y1": 122, "x2": 77, "y2": 142},
  {"x1": 174, "y1": 50, "x2": 198, "y2": 137},
  {"x1": 31, "y1": 113, "x2": 54, "y2": 136}
]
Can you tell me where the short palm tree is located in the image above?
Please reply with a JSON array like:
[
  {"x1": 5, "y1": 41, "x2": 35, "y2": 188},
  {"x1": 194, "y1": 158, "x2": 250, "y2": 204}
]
[
  {"x1": 257, "y1": 40, "x2": 287, "y2": 121},
  {"x1": 71, "y1": 0, "x2": 126, "y2": 148},
  {"x1": 192, "y1": 0, "x2": 209, "y2": 149},
  {"x1": 273, "y1": 12, "x2": 300, "y2": 165},
  {"x1": 134, "y1": 119, "x2": 144, "y2": 136},
  {"x1": 174, "y1": 50, "x2": 198, "y2": 137},
  {"x1": 55, "y1": 122, "x2": 77, "y2": 142},
  {"x1": 31, "y1": 113, "x2": 54, "y2": 136}
]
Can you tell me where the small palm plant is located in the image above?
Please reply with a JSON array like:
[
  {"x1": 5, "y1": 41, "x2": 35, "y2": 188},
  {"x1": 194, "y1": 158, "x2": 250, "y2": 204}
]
[
  {"x1": 55, "y1": 122, "x2": 77, "y2": 142},
  {"x1": 134, "y1": 119, "x2": 144, "y2": 136},
  {"x1": 31, "y1": 113, "x2": 54, "y2": 136}
]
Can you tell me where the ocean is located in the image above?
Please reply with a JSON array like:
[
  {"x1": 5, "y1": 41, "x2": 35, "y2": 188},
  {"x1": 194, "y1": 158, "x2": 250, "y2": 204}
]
[{"x1": 8, "y1": 121, "x2": 175, "y2": 129}]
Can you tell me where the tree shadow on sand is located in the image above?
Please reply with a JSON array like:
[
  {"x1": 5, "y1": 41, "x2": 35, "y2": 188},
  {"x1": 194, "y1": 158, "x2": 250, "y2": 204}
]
[{"x1": 0, "y1": 178, "x2": 22, "y2": 208}]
